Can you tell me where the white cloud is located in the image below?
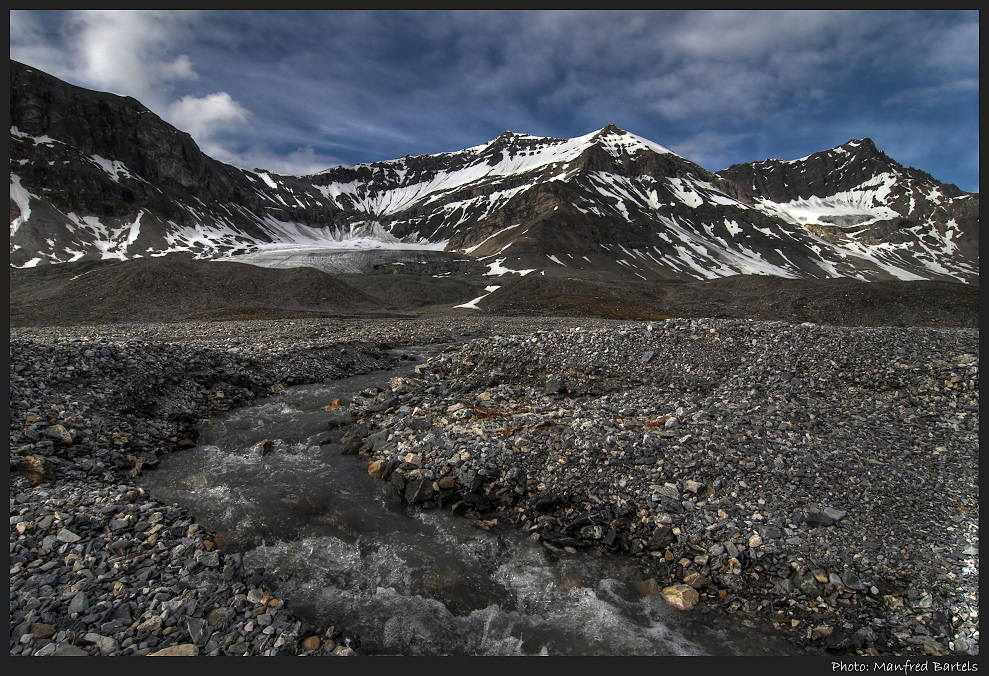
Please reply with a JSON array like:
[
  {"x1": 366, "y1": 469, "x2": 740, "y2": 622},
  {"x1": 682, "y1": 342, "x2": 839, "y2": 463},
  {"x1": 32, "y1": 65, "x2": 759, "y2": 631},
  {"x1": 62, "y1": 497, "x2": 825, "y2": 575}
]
[
  {"x1": 62, "y1": 10, "x2": 200, "y2": 106},
  {"x1": 10, "y1": 10, "x2": 267, "y2": 170},
  {"x1": 167, "y1": 92, "x2": 252, "y2": 142},
  {"x1": 201, "y1": 141, "x2": 346, "y2": 176}
]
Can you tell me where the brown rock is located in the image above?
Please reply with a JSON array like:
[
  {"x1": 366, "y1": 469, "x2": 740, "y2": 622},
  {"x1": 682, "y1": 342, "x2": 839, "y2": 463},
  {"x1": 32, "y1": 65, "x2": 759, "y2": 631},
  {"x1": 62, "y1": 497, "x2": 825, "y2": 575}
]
[
  {"x1": 149, "y1": 644, "x2": 199, "y2": 656},
  {"x1": 30, "y1": 623, "x2": 56, "y2": 639},
  {"x1": 662, "y1": 584, "x2": 700, "y2": 610},
  {"x1": 15, "y1": 455, "x2": 55, "y2": 485},
  {"x1": 367, "y1": 459, "x2": 388, "y2": 479},
  {"x1": 299, "y1": 636, "x2": 322, "y2": 652},
  {"x1": 683, "y1": 572, "x2": 710, "y2": 589}
]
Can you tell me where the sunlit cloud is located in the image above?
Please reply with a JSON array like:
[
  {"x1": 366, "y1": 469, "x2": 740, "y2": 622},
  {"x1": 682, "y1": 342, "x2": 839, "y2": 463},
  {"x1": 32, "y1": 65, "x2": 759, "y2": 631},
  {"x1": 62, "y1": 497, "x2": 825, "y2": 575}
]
[{"x1": 168, "y1": 92, "x2": 251, "y2": 143}]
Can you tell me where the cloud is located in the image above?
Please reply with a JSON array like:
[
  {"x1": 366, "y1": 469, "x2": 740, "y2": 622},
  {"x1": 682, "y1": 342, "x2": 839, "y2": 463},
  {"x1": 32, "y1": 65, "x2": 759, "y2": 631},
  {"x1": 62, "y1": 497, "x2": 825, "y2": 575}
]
[
  {"x1": 204, "y1": 142, "x2": 346, "y2": 175},
  {"x1": 10, "y1": 10, "x2": 268, "y2": 171},
  {"x1": 167, "y1": 92, "x2": 251, "y2": 144},
  {"x1": 9, "y1": 10, "x2": 979, "y2": 190},
  {"x1": 51, "y1": 10, "x2": 199, "y2": 108}
]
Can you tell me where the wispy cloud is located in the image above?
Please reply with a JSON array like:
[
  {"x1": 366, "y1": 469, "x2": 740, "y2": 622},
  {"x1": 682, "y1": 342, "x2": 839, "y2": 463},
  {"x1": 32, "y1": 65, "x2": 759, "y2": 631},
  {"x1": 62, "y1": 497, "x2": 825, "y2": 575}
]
[{"x1": 9, "y1": 9, "x2": 979, "y2": 189}]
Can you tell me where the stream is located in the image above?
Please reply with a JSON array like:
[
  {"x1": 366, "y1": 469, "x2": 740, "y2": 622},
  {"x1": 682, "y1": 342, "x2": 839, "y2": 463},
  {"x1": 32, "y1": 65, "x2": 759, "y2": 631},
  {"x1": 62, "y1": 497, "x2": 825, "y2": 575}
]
[{"x1": 140, "y1": 346, "x2": 806, "y2": 656}]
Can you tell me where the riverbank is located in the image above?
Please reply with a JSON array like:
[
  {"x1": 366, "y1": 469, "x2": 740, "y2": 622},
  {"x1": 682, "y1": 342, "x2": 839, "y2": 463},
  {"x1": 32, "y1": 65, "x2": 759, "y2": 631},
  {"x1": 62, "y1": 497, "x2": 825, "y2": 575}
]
[{"x1": 9, "y1": 317, "x2": 980, "y2": 656}]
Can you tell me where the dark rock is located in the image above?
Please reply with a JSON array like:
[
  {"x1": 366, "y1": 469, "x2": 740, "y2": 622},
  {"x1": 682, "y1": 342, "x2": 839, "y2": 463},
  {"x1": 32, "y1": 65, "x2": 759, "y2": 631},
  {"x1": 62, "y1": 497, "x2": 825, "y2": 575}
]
[
  {"x1": 646, "y1": 525, "x2": 677, "y2": 551},
  {"x1": 533, "y1": 492, "x2": 567, "y2": 513},
  {"x1": 404, "y1": 478, "x2": 435, "y2": 504}
]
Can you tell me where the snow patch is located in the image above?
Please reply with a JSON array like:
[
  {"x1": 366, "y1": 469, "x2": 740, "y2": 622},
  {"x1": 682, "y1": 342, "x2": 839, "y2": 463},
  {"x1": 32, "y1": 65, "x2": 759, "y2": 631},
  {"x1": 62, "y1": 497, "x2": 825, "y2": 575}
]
[
  {"x1": 454, "y1": 285, "x2": 501, "y2": 310},
  {"x1": 255, "y1": 172, "x2": 280, "y2": 190},
  {"x1": 9, "y1": 174, "x2": 34, "y2": 236},
  {"x1": 484, "y1": 258, "x2": 535, "y2": 277}
]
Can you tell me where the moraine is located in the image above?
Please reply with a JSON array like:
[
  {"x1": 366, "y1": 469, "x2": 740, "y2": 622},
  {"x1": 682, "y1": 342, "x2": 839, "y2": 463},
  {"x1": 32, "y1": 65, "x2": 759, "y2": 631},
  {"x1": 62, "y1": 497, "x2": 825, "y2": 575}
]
[{"x1": 9, "y1": 316, "x2": 979, "y2": 657}]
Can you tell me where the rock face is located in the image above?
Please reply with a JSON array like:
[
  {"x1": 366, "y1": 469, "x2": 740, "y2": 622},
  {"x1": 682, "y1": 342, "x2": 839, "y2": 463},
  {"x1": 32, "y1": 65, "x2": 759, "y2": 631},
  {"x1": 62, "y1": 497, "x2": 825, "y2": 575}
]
[
  {"x1": 9, "y1": 60, "x2": 306, "y2": 264},
  {"x1": 9, "y1": 59, "x2": 978, "y2": 285}
]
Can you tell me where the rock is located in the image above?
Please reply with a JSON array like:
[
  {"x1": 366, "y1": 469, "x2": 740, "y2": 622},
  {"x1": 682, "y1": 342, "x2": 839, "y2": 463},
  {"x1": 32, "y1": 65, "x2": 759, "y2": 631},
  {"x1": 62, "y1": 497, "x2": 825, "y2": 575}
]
[
  {"x1": 149, "y1": 644, "x2": 199, "y2": 656},
  {"x1": 56, "y1": 528, "x2": 82, "y2": 543},
  {"x1": 801, "y1": 511, "x2": 833, "y2": 527},
  {"x1": 840, "y1": 569, "x2": 864, "y2": 590},
  {"x1": 43, "y1": 424, "x2": 73, "y2": 444},
  {"x1": 792, "y1": 570, "x2": 822, "y2": 598},
  {"x1": 299, "y1": 636, "x2": 322, "y2": 652},
  {"x1": 367, "y1": 458, "x2": 388, "y2": 479},
  {"x1": 67, "y1": 591, "x2": 89, "y2": 615},
  {"x1": 683, "y1": 572, "x2": 710, "y2": 588},
  {"x1": 51, "y1": 644, "x2": 90, "y2": 656},
  {"x1": 662, "y1": 584, "x2": 700, "y2": 610},
  {"x1": 404, "y1": 478, "x2": 435, "y2": 504},
  {"x1": 646, "y1": 525, "x2": 676, "y2": 551},
  {"x1": 185, "y1": 617, "x2": 208, "y2": 645},
  {"x1": 544, "y1": 377, "x2": 565, "y2": 395},
  {"x1": 14, "y1": 455, "x2": 56, "y2": 485},
  {"x1": 30, "y1": 623, "x2": 56, "y2": 639},
  {"x1": 533, "y1": 492, "x2": 567, "y2": 513},
  {"x1": 83, "y1": 632, "x2": 118, "y2": 654}
]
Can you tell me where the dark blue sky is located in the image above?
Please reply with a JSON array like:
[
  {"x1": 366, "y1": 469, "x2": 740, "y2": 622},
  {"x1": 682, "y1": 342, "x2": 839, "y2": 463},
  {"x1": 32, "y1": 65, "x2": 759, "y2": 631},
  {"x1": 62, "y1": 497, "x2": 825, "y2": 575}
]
[{"x1": 10, "y1": 10, "x2": 979, "y2": 192}]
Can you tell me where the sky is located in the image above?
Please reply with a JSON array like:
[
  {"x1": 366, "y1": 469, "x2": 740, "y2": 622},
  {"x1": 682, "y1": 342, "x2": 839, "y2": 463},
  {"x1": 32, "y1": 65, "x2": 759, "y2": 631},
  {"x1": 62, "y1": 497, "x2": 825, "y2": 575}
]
[{"x1": 9, "y1": 10, "x2": 979, "y2": 192}]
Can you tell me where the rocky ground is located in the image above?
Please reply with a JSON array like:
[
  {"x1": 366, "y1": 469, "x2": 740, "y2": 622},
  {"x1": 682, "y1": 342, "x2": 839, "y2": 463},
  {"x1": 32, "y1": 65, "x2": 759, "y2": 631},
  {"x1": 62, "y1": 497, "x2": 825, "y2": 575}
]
[
  {"x1": 9, "y1": 315, "x2": 980, "y2": 657},
  {"x1": 10, "y1": 254, "x2": 980, "y2": 328}
]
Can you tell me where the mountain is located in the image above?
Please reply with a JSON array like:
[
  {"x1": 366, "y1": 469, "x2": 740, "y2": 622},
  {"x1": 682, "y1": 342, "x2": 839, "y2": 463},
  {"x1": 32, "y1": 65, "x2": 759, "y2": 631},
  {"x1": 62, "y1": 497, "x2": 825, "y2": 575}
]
[
  {"x1": 718, "y1": 139, "x2": 979, "y2": 280},
  {"x1": 9, "y1": 59, "x2": 979, "y2": 287}
]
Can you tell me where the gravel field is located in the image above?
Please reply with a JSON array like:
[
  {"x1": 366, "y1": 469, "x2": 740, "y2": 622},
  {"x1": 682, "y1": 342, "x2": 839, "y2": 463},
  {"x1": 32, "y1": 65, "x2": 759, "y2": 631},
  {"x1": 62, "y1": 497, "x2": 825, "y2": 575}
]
[{"x1": 9, "y1": 315, "x2": 979, "y2": 657}]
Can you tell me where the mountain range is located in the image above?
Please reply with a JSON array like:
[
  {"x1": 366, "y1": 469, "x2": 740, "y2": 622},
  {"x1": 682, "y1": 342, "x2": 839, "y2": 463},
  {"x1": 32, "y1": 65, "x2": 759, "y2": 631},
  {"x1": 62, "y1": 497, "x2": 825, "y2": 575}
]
[{"x1": 8, "y1": 58, "x2": 980, "y2": 317}]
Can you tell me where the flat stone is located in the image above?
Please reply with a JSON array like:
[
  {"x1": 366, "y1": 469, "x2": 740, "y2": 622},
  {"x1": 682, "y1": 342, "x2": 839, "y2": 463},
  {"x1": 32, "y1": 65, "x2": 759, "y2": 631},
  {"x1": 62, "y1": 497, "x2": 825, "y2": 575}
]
[
  {"x1": 149, "y1": 644, "x2": 199, "y2": 656},
  {"x1": 51, "y1": 644, "x2": 90, "y2": 656},
  {"x1": 56, "y1": 528, "x2": 81, "y2": 543}
]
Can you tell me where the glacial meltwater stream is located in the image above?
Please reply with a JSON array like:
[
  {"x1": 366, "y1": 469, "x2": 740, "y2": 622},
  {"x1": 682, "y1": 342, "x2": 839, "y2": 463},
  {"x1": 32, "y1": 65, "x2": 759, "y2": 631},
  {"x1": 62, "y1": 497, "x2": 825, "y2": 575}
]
[{"x1": 141, "y1": 346, "x2": 805, "y2": 656}]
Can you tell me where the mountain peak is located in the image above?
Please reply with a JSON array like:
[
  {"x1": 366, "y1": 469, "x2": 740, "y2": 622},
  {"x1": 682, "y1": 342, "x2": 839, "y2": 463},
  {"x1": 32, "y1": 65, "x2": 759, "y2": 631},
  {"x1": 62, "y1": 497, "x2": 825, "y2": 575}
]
[
  {"x1": 596, "y1": 124, "x2": 627, "y2": 136},
  {"x1": 836, "y1": 137, "x2": 885, "y2": 160},
  {"x1": 843, "y1": 137, "x2": 877, "y2": 152}
]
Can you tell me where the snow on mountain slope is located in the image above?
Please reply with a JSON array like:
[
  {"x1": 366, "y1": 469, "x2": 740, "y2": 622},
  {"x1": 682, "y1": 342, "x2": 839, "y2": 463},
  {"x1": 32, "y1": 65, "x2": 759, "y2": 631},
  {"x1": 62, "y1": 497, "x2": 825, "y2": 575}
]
[
  {"x1": 9, "y1": 59, "x2": 978, "y2": 287},
  {"x1": 720, "y1": 139, "x2": 979, "y2": 283}
]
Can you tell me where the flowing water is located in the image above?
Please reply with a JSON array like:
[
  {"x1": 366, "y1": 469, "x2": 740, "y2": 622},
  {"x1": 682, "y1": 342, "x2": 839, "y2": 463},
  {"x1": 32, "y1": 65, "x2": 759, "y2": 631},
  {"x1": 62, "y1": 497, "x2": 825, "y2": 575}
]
[{"x1": 141, "y1": 346, "x2": 806, "y2": 656}]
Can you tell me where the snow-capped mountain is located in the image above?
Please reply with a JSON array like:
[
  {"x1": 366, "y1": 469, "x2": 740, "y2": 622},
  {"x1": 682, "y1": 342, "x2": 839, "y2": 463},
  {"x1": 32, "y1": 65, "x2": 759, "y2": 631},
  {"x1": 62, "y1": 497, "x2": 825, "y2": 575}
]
[
  {"x1": 9, "y1": 59, "x2": 979, "y2": 284},
  {"x1": 718, "y1": 140, "x2": 979, "y2": 282}
]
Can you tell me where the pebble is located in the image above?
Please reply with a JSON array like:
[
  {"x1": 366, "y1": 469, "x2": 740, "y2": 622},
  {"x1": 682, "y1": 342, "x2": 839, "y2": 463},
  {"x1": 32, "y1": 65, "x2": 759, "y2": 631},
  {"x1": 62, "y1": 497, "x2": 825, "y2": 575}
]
[
  {"x1": 9, "y1": 318, "x2": 482, "y2": 657},
  {"x1": 8, "y1": 316, "x2": 979, "y2": 657},
  {"x1": 347, "y1": 317, "x2": 980, "y2": 657}
]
